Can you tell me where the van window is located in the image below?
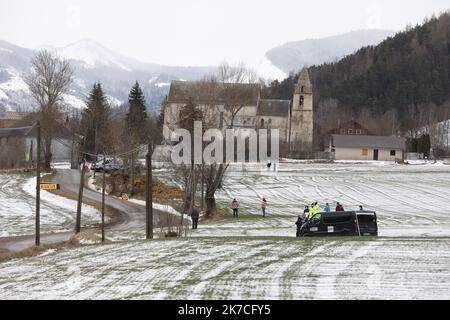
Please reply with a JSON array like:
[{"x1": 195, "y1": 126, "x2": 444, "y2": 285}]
[{"x1": 322, "y1": 213, "x2": 353, "y2": 224}]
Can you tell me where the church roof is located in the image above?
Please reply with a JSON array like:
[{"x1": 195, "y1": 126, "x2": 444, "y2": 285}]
[
  {"x1": 257, "y1": 99, "x2": 290, "y2": 117},
  {"x1": 167, "y1": 80, "x2": 260, "y2": 106}
]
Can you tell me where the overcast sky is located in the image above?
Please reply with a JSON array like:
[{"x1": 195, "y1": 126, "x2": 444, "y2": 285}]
[{"x1": 0, "y1": 0, "x2": 448, "y2": 66}]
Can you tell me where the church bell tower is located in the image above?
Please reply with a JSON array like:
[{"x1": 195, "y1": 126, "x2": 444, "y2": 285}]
[{"x1": 289, "y1": 68, "x2": 313, "y2": 151}]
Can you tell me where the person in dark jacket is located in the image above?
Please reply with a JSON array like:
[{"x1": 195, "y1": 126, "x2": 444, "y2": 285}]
[
  {"x1": 191, "y1": 207, "x2": 199, "y2": 229},
  {"x1": 296, "y1": 212, "x2": 306, "y2": 237},
  {"x1": 335, "y1": 202, "x2": 344, "y2": 211}
]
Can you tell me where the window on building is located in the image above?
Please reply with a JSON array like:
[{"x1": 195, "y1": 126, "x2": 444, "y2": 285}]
[
  {"x1": 268, "y1": 118, "x2": 272, "y2": 124},
  {"x1": 362, "y1": 148, "x2": 368, "y2": 156},
  {"x1": 301, "y1": 86, "x2": 304, "y2": 93},
  {"x1": 348, "y1": 129, "x2": 354, "y2": 134},
  {"x1": 390, "y1": 150, "x2": 396, "y2": 156},
  {"x1": 220, "y1": 112, "x2": 224, "y2": 128},
  {"x1": 299, "y1": 96, "x2": 304, "y2": 106},
  {"x1": 356, "y1": 129, "x2": 362, "y2": 135},
  {"x1": 260, "y1": 118, "x2": 265, "y2": 128}
]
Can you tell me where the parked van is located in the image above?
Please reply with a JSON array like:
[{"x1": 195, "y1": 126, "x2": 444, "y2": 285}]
[{"x1": 300, "y1": 211, "x2": 378, "y2": 236}]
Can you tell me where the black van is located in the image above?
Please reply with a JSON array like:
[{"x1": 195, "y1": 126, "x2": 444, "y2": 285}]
[{"x1": 300, "y1": 211, "x2": 378, "y2": 237}]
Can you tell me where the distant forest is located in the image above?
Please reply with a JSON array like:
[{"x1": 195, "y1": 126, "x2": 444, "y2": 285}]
[{"x1": 263, "y1": 12, "x2": 450, "y2": 149}]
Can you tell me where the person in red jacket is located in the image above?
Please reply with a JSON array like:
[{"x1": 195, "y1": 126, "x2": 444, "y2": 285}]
[
  {"x1": 261, "y1": 197, "x2": 267, "y2": 217},
  {"x1": 231, "y1": 198, "x2": 239, "y2": 218},
  {"x1": 335, "y1": 202, "x2": 345, "y2": 211}
]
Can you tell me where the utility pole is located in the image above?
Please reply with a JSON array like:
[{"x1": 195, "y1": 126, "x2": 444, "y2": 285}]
[
  {"x1": 75, "y1": 140, "x2": 85, "y2": 234},
  {"x1": 35, "y1": 121, "x2": 41, "y2": 246},
  {"x1": 130, "y1": 151, "x2": 134, "y2": 197},
  {"x1": 145, "y1": 143, "x2": 153, "y2": 239},
  {"x1": 201, "y1": 163, "x2": 204, "y2": 211},
  {"x1": 101, "y1": 154, "x2": 106, "y2": 243}
]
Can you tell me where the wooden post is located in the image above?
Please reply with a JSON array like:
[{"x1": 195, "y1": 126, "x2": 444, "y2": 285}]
[
  {"x1": 35, "y1": 121, "x2": 41, "y2": 246},
  {"x1": 146, "y1": 143, "x2": 153, "y2": 239},
  {"x1": 101, "y1": 154, "x2": 106, "y2": 243},
  {"x1": 201, "y1": 163, "x2": 204, "y2": 211},
  {"x1": 75, "y1": 155, "x2": 85, "y2": 234},
  {"x1": 130, "y1": 151, "x2": 134, "y2": 197}
]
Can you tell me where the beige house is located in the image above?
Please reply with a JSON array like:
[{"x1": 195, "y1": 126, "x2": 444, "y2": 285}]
[
  {"x1": 329, "y1": 134, "x2": 406, "y2": 161},
  {"x1": 162, "y1": 69, "x2": 313, "y2": 150}
]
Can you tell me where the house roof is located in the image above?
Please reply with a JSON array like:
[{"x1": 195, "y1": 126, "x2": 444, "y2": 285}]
[
  {"x1": 0, "y1": 111, "x2": 29, "y2": 120},
  {"x1": 331, "y1": 134, "x2": 406, "y2": 149},
  {"x1": 257, "y1": 99, "x2": 290, "y2": 117},
  {"x1": 326, "y1": 120, "x2": 373, "y2": 135},
  {"x1": 167, "y1": 80, "x2": 260, "y2": 106},
  {"x1": 2, "y1": 113, "x2": 73, "y2": 139}
]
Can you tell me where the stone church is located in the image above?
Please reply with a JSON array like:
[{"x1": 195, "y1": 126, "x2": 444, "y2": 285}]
[{"x1": 162, "y1": 68, "x2": 313, "y2": 151}]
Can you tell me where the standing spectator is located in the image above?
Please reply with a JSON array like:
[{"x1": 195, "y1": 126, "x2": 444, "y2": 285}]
[
  {"x1": 359, "y1": 205, "x2": 364, "y2": 211},
  {"x1": 335, "y1": 202, "x2": 344, "y2": 211},
  {"x1": 231, "y1": 198, "x2": 239, "y2": 218},
  {"x1": 295, "y1": 212, "x2": 306, "y2": 237},
  {"x1": 191, "y1": 207, "x2": 199, "y2": 229},
  {"x1": 261, "y1": 197, "x2": 267, "y2": 217},
  {"x1": 324, "y1": 203, "x2": 331, "y2": 212},
  {"x1": 304, "y1": 205, "x2": 310, "y2": 217}
]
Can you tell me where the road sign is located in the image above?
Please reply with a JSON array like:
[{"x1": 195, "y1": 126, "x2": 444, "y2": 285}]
[
  {"x1": 121, "y1": 193, "x2": 129, "y2": 201},
  {"x1": 40, "y1": 183, "x2": 60, "y2": 190}
]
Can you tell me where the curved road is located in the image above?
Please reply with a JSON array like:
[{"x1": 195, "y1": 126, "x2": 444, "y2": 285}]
[{"x1": 0, "y1": 169, "x2": 168, "y2": 252}]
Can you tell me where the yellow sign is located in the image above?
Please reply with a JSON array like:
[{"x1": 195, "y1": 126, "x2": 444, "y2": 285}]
[
  {"x1": 121, "y1": 193, "x2": 129, "y2": 201},
  {"x1": 40, "y1": 183, "x2": 60, "y2": 190}
]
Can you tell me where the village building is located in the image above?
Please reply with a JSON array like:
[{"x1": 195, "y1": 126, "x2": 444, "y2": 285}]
[
  {"x1": 0, "y1": 115, "x2": 73, "y2": 169},
  {"x1": 162, "y1": 68, "x2": 314, "y2": 151},
  {"x1": 329, "y1": 134, "x2": 406, "y2": 161},
  {"x1": 0, "y1": 111, "x2": 29, "y2": 128}
]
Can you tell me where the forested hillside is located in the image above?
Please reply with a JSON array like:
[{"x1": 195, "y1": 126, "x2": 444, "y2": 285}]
[{"x1": 263, "y1": 12, "x2": 450, "y2": 142}]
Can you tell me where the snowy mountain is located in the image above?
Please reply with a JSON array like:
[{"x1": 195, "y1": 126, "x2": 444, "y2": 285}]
[
  {"x1": 266, "y1": 29, "x2": 395, "y2": 73},
  {"x1": 0, "y1": 39, "x2": 215, "y2": 113}
]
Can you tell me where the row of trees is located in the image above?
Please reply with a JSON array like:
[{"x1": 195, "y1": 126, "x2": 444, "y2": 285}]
[{"x1": 80, "y1": 80, "x2": 156, "y2": 158}]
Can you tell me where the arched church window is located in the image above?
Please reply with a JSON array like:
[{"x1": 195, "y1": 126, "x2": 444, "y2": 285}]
[
  {"x1": 301, "y1": 86, "x2": 304, "y2": 93},
  {"x1": 299, "y1": 95, "x2": 304, "y2": 106},
  {"x1": 260, "y1": 118, "x2": 265, "y2": 128}
]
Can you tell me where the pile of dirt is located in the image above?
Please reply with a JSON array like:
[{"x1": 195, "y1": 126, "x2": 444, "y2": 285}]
[
  {"x1": 102, "y1": 172, "x2": 184, "y2": 200},
  {"x1": 68, "y1": 230, "x2": 109, "y2": 245},
  {"x1": 0, "y1": 244, "x2": 62, "y2": 263}
]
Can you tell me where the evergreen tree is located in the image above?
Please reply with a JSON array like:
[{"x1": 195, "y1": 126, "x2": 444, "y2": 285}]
[
  {"x1": 126, "y1": 81, "x2": 147, "y2": 144},
  {"x1": 81, "y1": 82, "x2": 112, "y2": 158}
]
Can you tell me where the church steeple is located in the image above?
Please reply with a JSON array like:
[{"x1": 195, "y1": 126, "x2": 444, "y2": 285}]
[
  {"x1": 289, "y1": 67, "x2": 313, "y2": 151},
  {"x1": 294, "y1": 68, "x2": 312, "y2": 94}
]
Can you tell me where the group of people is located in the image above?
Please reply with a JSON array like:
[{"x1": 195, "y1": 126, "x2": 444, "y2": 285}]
[
  {"x1": 231, "y1": 197, "x2": 268, "y2": 218},
  {"x1": 192, "y1": 197, "x2": 364, "y2": 232},
  {"x1": 295, "y1": 202, "x2": 364, "y2": 236}
]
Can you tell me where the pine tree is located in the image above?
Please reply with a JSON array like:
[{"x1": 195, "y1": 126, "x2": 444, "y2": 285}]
[
  {"x1": 126, "y1": 81, "x2": 147, "y2": 144},
  {"x1": 81, "y1": 82, "x2": 112, "y2": 157}
]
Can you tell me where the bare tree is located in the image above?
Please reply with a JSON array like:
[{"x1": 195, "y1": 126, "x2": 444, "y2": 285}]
[
  {"x1": 218, "y1": 61, "x2": 258, "y2": 127},
  {"x1": 25, "y1": 50, "x2": 74, "y2": 170}
]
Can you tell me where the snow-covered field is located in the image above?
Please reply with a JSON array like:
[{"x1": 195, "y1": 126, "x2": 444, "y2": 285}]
[
  {"x1": 0, "y1": 237, "x2": 449, "y2": 299},
  {"x1": 0, "y1": 173, "x2": 102, "y2": 237},
  {"x1": 1, "y1": 161, "x2": 450, "y2": 299},
  {"x1": 174, "y1": 161, "x2": 450, "y2": 238}
]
